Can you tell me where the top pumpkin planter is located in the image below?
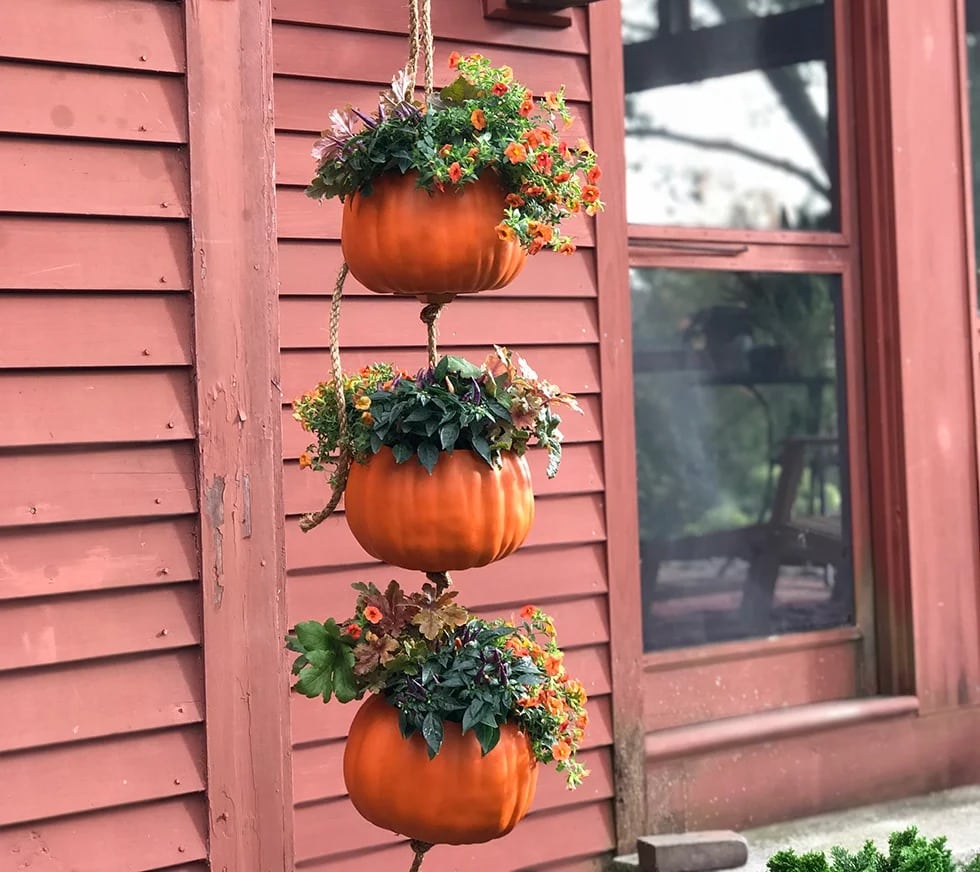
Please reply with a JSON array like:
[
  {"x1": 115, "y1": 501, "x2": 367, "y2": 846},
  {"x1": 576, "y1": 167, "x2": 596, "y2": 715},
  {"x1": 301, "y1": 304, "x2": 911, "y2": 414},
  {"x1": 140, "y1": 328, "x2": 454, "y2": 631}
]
[{"x1": 307, "y1": 52, "x2": 604, "y2": 302}]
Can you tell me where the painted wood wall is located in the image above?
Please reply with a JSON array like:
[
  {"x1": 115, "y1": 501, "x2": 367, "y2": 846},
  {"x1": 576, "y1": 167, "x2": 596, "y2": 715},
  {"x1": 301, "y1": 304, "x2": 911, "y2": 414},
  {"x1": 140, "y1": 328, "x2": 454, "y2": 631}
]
[
  {"x1": 0, "y1": 1, "x2": 208, "y2": 869},
  {"x1": 271, "y1": 1, "x2": 619, "y2": 868}
]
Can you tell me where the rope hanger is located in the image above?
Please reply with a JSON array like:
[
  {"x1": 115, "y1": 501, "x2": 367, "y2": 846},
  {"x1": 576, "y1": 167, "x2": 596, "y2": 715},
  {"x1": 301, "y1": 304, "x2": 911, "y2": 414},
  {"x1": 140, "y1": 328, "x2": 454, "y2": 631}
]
[{"x1": 300, "y1": 0, "x2": 440, "y2": 534}]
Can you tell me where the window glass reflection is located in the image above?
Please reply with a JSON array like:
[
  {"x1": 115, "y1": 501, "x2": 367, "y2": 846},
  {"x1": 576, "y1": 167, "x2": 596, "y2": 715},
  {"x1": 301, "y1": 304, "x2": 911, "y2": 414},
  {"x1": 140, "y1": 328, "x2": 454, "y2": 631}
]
[
  {"x1": 623, "y1": 0, "x2": 837, "y2": 230},
  {"x1": 632, "y1": 268, "x2": 854, "y2": 650}
]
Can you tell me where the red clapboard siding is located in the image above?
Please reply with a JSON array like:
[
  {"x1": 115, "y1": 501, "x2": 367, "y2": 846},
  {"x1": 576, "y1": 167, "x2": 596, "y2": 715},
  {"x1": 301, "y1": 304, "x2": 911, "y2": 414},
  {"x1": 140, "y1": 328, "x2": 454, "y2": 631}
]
[
  {"x1": 0, "y1": 138, "x2": 189, "y2": 218},
  {"x1": 294, "y1": 798, "x2": 614, "y2": 868},
  {"x1": 280, "y1": 297, "x2": 599, "y2": 348},
  {"x1": 271, "y1": 0, "x2": 588, "y2": 54},
  {"x1": 0, "y1": 648, "x2": 203, "y2": 752},
  {"x1": 290, "y1": 645, "x2": 611, "y2": 747},
  {"x1": 276, "y1": 238, "x2": 597, "y2": 298},
  {"x1": 275, "y1": 186, "x2": 596, "y2": 247},
  {"x1": 279, "y1": 345, "x2": 601, "y2": 399},
  {"x1": 0, "y1": 60, "x2": 188, "y2": 143},
  {"x1": 0, "y1": 443, "x2": 197, "y2": 528},
  {"x1": 272, "y1": 26, "x2": 590, "y2": 102},
  {"x1": 0, "y1": 368, "x2": 194, "y2": 446},
  {"x1": 281, "y1": 442, "x2": 603, "y2": 516},
  {"x1": 0, "y1": 583, "x2": 200, "y2": 671},
  {"x1": 281, "y1": 393, "x2": 602, "y2": 457},
  {"x1": 0, "y1": 218, "x2": 191, "y2": 290},
  {"x1": 0, "y1": 295, "x2": 193, "y2": 367},
  {"x1": 0, "y1": 0, "x2": 186, "y2": 73},
  {"x1": 284, "y1": 492, "x2": 606, "y2": 572},
  {"x1": 274, "y1": 78, "x2": 591, "y2": 137},
  {"x1": 0, "y1": 725, "x2": 205, "y2": 827},
  {"x1": 0, "y1": 795, "x2": 207, "y2": 871},
  {"x1": 0, "y1": 518, "x2": 198, "y2": 601}
]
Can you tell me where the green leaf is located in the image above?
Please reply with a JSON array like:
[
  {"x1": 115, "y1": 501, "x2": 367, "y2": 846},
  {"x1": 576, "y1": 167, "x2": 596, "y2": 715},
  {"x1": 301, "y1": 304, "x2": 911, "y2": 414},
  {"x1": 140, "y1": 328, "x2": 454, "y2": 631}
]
[
  {"x1": 439, "y1": 422, "x2": 460, "y2": 450},
  {"x1": 422, "y1": 712, "x2": 444, "y2": 758},
  {"x1": 443, "y1": 356, "x2": 482, "y2": 379},
  {"x1": 461, "y1": 699, "x2": 484, "y2": 734},
  {"x1": 332, "y1": 645, "x2": 359, "y2": 703},
  {"x1": 392, "y1": 441, "x2": 413, "y2": 464},
  {"x1": 471, "y1": 434, "x2": 492, "y2": 465},
  {"x1": 440, "y1": 74, "x2": 482, "y2": 103},
  {"x1": 433, "y1": 356, "x2": 450, "y2": 382},
  {"x1": 417, "y1": 441, "x2": 440, "y2": 473},
  {"x1": 293, "y1": 620, "x2": 329, "y2": 652},
  {"x1": 473, "y1": 722, "x2": 501, "y2": 756}
]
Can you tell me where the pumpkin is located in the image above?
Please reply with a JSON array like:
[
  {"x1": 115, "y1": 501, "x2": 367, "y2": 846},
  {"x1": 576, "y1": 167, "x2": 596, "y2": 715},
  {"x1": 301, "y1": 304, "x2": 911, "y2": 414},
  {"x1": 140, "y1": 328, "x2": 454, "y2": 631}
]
[
  {"x1": 341, "y1": 171, "x2": 527, "y2": 303},
  {"x1": 344, "y1": 446, "x2": 535, "y2": 572},
  {"x1": 343, "y1": 694, "x2": 538, "y2": 845}
]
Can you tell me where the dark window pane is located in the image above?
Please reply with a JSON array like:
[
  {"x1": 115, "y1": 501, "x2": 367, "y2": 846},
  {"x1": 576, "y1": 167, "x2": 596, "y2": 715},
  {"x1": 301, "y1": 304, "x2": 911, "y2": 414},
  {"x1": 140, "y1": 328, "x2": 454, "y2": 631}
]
[
  {"x1": 623, "y1": 0, "x2": 838, "y2": 230},
  {"x1": 632, "y1": 268, "x2": 854, "y2": 651}
]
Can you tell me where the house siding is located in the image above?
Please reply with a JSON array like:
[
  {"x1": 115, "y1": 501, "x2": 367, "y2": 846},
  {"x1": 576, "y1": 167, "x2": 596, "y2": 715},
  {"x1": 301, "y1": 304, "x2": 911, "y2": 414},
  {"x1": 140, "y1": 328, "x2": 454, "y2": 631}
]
[
  {"x1": 271, "y1": 1, "x2": 618, "y2": 867},
  {"x1": 0, "y1": 2, "x2": 207, "y2": 869}
]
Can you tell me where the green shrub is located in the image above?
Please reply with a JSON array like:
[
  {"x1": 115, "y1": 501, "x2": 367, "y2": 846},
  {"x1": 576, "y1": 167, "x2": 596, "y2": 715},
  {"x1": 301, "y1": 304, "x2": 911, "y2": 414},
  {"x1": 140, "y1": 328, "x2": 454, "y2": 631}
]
[{"x1": 767, "y1": 828, "x2": 977, "y2": 872}]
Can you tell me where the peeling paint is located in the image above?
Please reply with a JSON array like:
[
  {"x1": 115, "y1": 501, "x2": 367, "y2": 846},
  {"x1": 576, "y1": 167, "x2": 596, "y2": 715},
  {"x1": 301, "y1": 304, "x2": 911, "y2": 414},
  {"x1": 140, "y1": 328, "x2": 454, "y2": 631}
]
[{"x1": 205, "y1": 475, "x2": 225, "y2": 608}]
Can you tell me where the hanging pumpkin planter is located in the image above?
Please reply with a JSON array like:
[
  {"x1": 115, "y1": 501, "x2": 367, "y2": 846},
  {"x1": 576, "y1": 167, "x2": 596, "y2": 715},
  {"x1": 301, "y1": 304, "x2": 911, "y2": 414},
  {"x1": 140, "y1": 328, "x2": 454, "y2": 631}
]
[
  {"x1": 287, "y1": 581, "x2": 590, "y2": 866},
  {"x1": 344, "y1": 693, "x2": 538, "y2": 845},
  {"x1": 345, "y1": 445, "x2": 533, "y2": 572},
  {"x1": 293, "y1": 347, "x2": 581, "y2": 558},
  {"x1": 342, "y1": 171, "x2": 526, "y2": 304},
  {"x1": 307, "y1": 53, "x2": 604, "y2": 302}
]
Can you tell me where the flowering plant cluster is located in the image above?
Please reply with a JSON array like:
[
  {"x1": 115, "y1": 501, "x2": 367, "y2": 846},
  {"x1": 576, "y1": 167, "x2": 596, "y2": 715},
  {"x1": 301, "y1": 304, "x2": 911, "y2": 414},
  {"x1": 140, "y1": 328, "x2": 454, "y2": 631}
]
[
  {"x1": 286, "y1": 579, "x2": 589, "y2": 788},
  {"x1": 307, "y1": 52, "x2": 603, "y2": 253},
  {"x1": 292, "y1": 346, "x2": 581, "y2": 480}
]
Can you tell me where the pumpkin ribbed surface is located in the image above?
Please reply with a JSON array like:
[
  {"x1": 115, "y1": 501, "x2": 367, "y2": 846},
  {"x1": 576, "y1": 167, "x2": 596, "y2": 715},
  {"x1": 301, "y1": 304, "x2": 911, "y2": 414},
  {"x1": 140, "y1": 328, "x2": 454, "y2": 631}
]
[
  {"x1": 341, "y1": 171, "x2": 527, "y2": 302},
  {"x1": 343, "y1": 694, "x2": 538, "y2": 845},
  {"x1": 344, "y1": 447, "x2": 535, "y2": 572}
]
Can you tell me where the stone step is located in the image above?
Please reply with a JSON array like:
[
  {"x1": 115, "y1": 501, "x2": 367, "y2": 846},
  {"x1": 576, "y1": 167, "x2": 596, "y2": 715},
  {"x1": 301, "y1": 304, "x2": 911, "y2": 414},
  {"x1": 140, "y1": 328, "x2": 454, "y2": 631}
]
[{"x1": 612, "y1": 832, "x2": 748, "y2": 872}]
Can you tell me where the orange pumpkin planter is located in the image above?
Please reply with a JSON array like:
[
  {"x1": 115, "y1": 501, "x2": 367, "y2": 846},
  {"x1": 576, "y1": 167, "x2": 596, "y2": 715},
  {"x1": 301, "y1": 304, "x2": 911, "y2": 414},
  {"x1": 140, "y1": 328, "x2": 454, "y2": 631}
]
[
  {"x1": 341, "y1": 171, "x2": 527, "y2": 303},
  {"x1": 344, "y1": 447, "x2": 535, "y2": 572},
  {"x1": 344, "y1": 694, "x2": 538, "y2": 845}
]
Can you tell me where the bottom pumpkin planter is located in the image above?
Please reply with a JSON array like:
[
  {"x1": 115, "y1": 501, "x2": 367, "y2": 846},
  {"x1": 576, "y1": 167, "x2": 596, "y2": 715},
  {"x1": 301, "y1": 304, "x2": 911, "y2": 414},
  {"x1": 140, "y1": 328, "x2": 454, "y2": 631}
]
[{"x1": 343, "y1": 694, "x2": 539, "y2": 845}]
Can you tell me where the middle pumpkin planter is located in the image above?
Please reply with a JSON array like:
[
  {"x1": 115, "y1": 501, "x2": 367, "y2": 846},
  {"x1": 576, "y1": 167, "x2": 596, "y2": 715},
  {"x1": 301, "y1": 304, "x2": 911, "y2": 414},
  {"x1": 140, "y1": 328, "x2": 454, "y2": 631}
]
[{"x1": 344, "y1": 446, "x2": 535, "y2": 572}]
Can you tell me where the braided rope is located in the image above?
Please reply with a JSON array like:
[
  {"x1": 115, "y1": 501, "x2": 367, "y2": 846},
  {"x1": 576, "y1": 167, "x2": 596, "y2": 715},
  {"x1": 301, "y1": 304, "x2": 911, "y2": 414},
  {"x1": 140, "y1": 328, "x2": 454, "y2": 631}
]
[
  {"x1": 419, "y1": 303, "x2": 445, "y2": 367},
  {"x1": 299, "y1": 263, "x2": 351, "y2": 532},
  {"x1": 419, "y1": 0, "x2": 434, "y2": 96},
  {"x1": 406, "y1": 0, "x2": 420, "y2": 92}
]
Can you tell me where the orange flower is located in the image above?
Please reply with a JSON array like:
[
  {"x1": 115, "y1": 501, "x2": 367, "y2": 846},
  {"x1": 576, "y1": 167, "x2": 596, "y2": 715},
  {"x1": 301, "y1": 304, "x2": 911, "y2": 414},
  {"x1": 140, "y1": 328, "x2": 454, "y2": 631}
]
[
  {"x1": 558, "y1": 242, "x2": 576, "y2": 255},
  {"x1": 521, "y1": 184, "x2": 544, "y2": 196},
  {"x1": 495, "y1": 222, "x2": 516, "y2": 242},
  {"x1": 344, "y1": 623, "x2": 362, "y2": 640},
  {"x1": 545, "y1": 695, "x2": 564, "y2": 717},
  {"x1": 504, "y1": 142, "x2": 528, "y2": 164},
  {"x1": 521, "y1": 129, "x2": 541, "y2": 150},
  {"x1": 577, "y1": 138, "x2": 593, "y2": 154},
  {"x1": 360, "y1": 411, "x2": 374, "y2": 425},
  {"x1": 535, "y1": 126, "x2": 554, "y2": 147},
  {"x1": 587, "y1": 165, "x2": 602, "y2": 184},
  {"x1": 528, "y1": 238, "x2": 545, "y2": 255},
  {"x1": 551, "y1": 739, "x2": 572, "y2": 761},
  {"x1": 543, "y1": 91, "x2": 561, "y2": 110},
  {"x1": 581, "y1": 185, "x2": 601, "y2": 204},
  {"x1": 554, "y1": 171, "x2": 571, "y2": 183},
  {"x1": 467, "y1": 147, "x2": 479, "y2": 159},
  {"x1": 557, "y1": 141, "x2": 571, "y2": 159},
  {"x1": 470, "y1": 108, "x2": 487, "y2": 131},
  {"x1": 519, "y1": 94, "x2": 534, "y2": 118},
  {"x1": 298, "y1": 452, "x2": 313, "y2": 469},
  {"x1": 527, "y1": 221, "x2": 554, "y2": 243},
  {"x1": 520, "y1": 605, "x2": 537, "y2": 620},
  {"x1": 535, "y1": 152, "x2": 554, "y2": 174},
  {"x1": 438, "y1": 144, "x2": 452, "y2": 157},
  {"x1": 499, "y1": 65, "x2": 514, "y2": 82},
  {"x1": 544, "y1": 654, "x2": 563, "y2": 677},
  {"x1": 448, "y1": 51, "x2": 461, "y2": 69},
  {"x1": 363, "y1": 605, "x2": 383, "y2": 624},
  {"x1": 354, "y1": 395, "x2": 371, "y2": 410},
  {"x1": 448, "y1": 161, "x2": 463, "y2": 183},
  {"x1": 504, "y1": 193, "x2": 525, "y2": 207},
  {"x1": 491, "y1": 81, "x2": 509, "y2": 96}
]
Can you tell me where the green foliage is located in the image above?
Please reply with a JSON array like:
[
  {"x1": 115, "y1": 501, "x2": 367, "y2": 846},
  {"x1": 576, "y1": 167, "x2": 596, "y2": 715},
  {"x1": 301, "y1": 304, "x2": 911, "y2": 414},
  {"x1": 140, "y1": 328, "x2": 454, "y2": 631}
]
[
  {"x1": 307, "y1": 53, "x2": 603, "y2": 252},
  {"x1": 293, "y1": 347, "x2": 580, "y2": 477},
  {"x1": 767, "y1": 828, "x2": 977, "y2": 872},
  {"x1": 286, "y1": 582, "x2": 590, "y2": 788}
]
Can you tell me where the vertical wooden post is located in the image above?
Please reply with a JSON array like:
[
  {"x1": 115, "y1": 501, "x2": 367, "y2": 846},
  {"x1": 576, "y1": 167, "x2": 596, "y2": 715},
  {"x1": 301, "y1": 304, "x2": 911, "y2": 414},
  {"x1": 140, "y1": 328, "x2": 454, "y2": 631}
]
[
  {"x1": 589, "y1": 0, "x2": 648, "y2": 853},
  {"x1": 184, "y1": 1, "x2": 294, "y2": 869}
]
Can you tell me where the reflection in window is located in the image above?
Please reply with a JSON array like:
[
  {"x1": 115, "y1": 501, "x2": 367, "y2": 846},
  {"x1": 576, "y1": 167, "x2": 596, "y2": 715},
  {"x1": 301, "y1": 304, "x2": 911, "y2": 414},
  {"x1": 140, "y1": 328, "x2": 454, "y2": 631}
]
[
  {"x1": 632, "y1": 269, "x2": 854, "y2": 650},
  {"x1": 622, "y1": 0, "x2": 838, "y2": 230}
]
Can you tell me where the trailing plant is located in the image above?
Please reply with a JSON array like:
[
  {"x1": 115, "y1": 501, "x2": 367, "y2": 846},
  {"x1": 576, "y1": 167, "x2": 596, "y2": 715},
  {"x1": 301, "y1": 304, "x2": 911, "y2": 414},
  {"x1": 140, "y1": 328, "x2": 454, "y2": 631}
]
[
  {"x1": 307, "y1": 52, "x2": 603, "y2": 253},
  {"x1": 768, "y1": 827, "x2": 980, "y2": 872},
  {"x1": 293, "y1": 346, "x2": 581, "y2": 481},
  {"x1": 287, "y1": 579, "x2": 590, "y2": 788}
]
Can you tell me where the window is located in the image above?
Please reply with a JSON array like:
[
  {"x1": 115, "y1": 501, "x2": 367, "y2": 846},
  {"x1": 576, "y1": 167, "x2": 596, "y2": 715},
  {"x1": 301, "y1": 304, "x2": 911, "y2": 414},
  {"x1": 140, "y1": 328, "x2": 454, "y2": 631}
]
[{"x1": 623, "y1": 0, "x2": 872, "y2": 668}]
